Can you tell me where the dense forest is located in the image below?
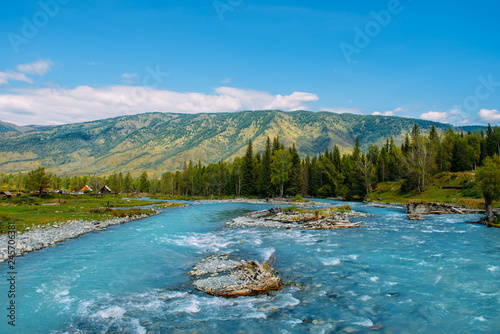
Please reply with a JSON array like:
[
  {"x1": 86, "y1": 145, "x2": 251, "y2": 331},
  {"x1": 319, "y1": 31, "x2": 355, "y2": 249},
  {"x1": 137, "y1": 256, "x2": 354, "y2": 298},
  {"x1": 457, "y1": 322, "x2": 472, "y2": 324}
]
[{"x1": 2, "y1": 124, "x2": 500, "y2": 203}]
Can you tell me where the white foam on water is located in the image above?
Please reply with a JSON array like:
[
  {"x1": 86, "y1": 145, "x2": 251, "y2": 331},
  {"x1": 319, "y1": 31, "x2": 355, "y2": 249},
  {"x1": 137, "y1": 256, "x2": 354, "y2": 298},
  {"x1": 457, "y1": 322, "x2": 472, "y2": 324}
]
[
  {"x1": 319, "y1": 290, "x2": 326, "y2": 296},
  {"x1": 478, "y1": 291, "x2": 500, "y2": 297},
  {"x1": 77, "y1": 299, "x2": 94, "y2": 316},
  {"x1": 348, "y1": 254, "x2": 359, "y2": 260},
  {"x1": 127, "y1": 298, "x2": 163, "y2": 312},
  {"x1": 435, "y1": 275, "x2": 442, "y2": 284},
  {"x1": 94, "y1": 305, "x2": 127, "y2": 319},
  {"x1": 243, "y1": 311, "x2": 267, "y2": 319},
  {"x1": 472, "y1": 316, "x2": 487, "y2": 322},
  {"x1": 170, "y1": 299, "x2": 200, "y2": 313},
  {"x1": 370, "y1": 277, "x2": 379, "y2": 283},
  {"x1": 487, "y1": 266, "x2": 498, "y2": 272},
  {"x1": 422, "y1": 229, "x2": 447, "y2": 233},
  {"x1": 56, "y1": 289, "x2": 69, "y2": 298},
  {"x1": 360, "y1": 295, "x2": 372, "y2": 301},
  {"x1": 354, "y1": 319, "x2": 374, "y2": 327},
  {"x1": 388, "y1": 282, "x2": 398, "y2": 286},
  {"x1": 269, "y1": 293, "x2": 301, "y2": 309},
  {"x1": 161, "y1": 291, "x2": 188, "y2": 299},
  {"x1": 260, "y1": 247, "x2": 276, "y2": 262},
  {"x1": 166, "y1": 232, "x2": 233, "y2": 253},
  {"x1": 254, "y1": 238, "x2": 262, "y2": 245},
  {"x1": 277, "y1": 230, "x2": 319, "y2": 244},
  {"x1": 321, "y1": 258, "x2": 341, "y2": 266},
  {"x1": 288, "y1": 318, "x2": 303, "y2": 327},
  {"x1": 130, "y1": 318, "x2": 147, "y2": 334}
]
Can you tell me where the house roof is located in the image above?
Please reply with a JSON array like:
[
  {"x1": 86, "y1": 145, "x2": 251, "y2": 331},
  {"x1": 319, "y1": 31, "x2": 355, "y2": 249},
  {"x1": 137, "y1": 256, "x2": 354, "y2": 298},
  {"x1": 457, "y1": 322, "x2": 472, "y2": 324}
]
[
  {"x1": 0, "y1": 190, "x2": 12, "y2": 196},
  {"x1": 79, "y1": 185, "x2": 93, "y2": 192},
  {"x1": 100, "y1": 185, "x2": 112, "y2": 192}
]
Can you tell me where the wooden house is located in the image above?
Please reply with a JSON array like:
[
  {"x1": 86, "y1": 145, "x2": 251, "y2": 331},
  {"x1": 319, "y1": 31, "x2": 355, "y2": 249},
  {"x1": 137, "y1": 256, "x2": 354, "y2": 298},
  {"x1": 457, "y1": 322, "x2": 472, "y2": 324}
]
[
  {"x1": 0, "y1": 190, "x2": 12, "y2": 199},
  {"x1": 100, "y1": 186, "x2": 112, "y2": 194},
  {"x1": 79, "y1": 185, "x2": 93, "y2": 192}
]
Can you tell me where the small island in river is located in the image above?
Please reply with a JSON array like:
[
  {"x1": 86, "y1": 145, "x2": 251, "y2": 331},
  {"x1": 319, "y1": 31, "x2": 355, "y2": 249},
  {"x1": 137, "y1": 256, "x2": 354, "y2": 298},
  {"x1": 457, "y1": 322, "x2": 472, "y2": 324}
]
[{"x1": 227, "y1": 205, "x2": 368, "y2": 230}]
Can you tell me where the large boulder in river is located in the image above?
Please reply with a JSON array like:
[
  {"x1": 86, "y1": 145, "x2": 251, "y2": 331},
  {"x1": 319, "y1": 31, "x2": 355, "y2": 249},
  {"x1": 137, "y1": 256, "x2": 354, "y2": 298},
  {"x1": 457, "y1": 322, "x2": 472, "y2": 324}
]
[{"x1": 189, "y1": 255, "x2": 281, "y2": 298}]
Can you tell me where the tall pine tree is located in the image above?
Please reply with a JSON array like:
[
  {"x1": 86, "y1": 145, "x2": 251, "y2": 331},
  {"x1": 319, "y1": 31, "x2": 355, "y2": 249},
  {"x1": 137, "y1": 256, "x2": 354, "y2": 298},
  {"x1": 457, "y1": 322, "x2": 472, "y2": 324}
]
[{"x1": 241, "y1": 139, "x2": 255, "y2": 196}]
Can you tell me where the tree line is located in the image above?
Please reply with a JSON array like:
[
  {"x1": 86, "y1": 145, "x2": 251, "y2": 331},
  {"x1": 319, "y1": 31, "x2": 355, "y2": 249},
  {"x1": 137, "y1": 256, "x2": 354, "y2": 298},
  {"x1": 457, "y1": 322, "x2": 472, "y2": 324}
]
[{"x1": 2, "y1": 124, "x2": 500, "y2": 204}]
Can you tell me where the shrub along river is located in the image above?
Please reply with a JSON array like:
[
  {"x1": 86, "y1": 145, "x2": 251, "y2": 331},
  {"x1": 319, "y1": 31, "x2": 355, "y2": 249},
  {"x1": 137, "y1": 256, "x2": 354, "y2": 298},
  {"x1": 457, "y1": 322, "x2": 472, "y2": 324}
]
[{"x1": 0, "y1": 200, "x2": 498, "y2": 333}]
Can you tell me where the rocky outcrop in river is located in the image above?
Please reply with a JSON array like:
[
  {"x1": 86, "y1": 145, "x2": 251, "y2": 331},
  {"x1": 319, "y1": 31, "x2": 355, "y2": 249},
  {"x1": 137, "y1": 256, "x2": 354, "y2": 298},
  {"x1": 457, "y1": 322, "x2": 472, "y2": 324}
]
[
  {"x1": 189, "y1": 255, "x2": 281, "y2": 298},
  {"x1": 406, "y1": 202, "x2": 466, "y2": 215},
  {"x1": 227, "y1": 207, "x2": 367, "y2": 230}
]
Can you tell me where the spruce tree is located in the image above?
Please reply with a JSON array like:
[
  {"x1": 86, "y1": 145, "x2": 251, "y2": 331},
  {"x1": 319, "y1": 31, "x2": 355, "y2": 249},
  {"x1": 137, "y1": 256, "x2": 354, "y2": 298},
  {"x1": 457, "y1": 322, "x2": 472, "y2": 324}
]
[
  {"x1": 259, "y1": 137, "x2": 273, "y2": 196},
  {"x1": 241, "y1": 139, "x2": 255, "y2": 196}
]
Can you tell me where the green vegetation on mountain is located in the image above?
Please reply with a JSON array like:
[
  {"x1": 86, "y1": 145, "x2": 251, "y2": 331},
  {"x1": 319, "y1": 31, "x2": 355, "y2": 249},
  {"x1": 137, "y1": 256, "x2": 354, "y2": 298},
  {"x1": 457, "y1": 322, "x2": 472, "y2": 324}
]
[{"x1": 0, "y1": 110, "x2": 476, "y2": 176}]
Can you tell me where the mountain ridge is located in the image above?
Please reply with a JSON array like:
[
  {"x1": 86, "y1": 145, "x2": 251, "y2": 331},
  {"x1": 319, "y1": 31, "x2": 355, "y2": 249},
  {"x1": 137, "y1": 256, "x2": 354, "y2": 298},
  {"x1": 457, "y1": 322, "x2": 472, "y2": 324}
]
[{"x1": 0, "y1": 110, "x2": 483, "y2": 176}]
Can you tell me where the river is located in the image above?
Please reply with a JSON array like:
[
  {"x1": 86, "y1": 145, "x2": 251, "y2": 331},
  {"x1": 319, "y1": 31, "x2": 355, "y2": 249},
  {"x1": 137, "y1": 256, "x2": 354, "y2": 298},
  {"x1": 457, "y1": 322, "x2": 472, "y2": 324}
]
[{"x1": 0, "y1": 200, "x2": 498, "y2": 333}]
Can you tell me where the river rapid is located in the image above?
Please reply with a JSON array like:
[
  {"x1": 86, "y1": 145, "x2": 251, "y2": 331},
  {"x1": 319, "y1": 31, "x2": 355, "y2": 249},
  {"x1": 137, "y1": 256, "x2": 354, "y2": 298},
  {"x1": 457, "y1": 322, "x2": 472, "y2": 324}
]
[{"x1": 0, "y1": 200, "x2": 498, "y2": 333}]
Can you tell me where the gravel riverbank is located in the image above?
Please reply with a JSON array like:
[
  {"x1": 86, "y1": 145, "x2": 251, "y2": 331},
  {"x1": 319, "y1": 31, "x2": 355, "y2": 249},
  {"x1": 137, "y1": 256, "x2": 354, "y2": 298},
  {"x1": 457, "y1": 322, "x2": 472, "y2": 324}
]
[{"x1": 0, "y1": 213, "x2": 154, "y2": 263}]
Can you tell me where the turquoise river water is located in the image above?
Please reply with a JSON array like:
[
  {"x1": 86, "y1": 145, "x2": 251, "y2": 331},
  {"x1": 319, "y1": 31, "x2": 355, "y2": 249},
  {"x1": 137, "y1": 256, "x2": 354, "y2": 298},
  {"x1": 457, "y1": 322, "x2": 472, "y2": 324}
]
[{"x1": 0, "y1": 200, "x2": 499, "y2": 333}]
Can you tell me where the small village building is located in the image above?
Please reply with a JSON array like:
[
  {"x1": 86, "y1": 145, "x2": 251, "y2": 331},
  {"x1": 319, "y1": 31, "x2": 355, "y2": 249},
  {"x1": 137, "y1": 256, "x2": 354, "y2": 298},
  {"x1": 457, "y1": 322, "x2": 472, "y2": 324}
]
[
  {"x1": 79, "y1": 185, "x2": 93, "y2": 192},
  {"x1": 0, "y1": 190, "x2": 12, "y2": 199},
  {"x1": 100, "y1": 186, "x2": 112, "y2": 194}
]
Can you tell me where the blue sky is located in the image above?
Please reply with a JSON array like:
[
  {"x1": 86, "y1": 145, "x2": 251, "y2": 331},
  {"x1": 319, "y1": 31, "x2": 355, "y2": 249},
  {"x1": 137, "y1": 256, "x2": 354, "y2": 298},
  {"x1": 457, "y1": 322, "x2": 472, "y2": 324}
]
[{"x1": 1, "y1": 0, "x2": 499, "y2": 125}]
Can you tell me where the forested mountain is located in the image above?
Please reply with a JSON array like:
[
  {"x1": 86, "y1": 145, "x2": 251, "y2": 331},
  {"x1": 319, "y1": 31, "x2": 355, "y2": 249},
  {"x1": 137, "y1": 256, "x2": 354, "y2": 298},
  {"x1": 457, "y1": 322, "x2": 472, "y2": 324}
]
[{"x1": 0, "y1": 110, "x2": 481, "y2": 176}]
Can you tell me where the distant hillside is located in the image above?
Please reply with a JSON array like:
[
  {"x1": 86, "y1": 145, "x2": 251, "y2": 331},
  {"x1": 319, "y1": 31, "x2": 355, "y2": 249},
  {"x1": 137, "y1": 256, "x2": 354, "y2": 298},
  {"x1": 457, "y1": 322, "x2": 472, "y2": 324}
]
[
  {"x1": 0, "y1": 110, "x2": 478, "y2": 176},
  {"x1": 0, "y1": 120, "x2": 53, "y2": 133}
]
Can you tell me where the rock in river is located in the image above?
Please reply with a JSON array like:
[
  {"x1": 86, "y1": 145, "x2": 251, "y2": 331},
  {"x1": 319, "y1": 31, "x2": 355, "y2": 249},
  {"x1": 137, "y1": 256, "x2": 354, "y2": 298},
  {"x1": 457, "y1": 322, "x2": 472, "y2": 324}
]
[{"x1": 189, "y1": 255, "x2": 281, "y2": 298}]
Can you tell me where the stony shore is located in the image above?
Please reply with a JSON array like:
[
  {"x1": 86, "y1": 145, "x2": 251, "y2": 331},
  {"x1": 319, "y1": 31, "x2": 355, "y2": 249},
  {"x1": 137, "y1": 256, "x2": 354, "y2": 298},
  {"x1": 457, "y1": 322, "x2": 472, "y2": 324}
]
[{"x1": 0, "y1": 213, "x2": 154, "y2": 263}]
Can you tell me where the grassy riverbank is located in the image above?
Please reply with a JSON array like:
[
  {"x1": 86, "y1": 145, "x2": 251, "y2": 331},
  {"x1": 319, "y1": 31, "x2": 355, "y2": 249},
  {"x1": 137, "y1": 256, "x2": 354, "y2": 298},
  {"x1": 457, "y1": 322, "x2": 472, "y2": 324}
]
[
  {"x1": 0, "y1": 194, "x2": 181, "y2": 233},
  {"x1": 371, "y1": 171, "x2": 499, "y2": 210}
]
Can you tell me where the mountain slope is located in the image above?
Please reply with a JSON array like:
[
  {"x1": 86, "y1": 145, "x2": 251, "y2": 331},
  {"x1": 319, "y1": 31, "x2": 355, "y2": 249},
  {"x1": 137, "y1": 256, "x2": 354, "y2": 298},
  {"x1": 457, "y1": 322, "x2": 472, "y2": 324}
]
[{"x1": 0, "y1": 110, "x2": 473, "y2": 176}]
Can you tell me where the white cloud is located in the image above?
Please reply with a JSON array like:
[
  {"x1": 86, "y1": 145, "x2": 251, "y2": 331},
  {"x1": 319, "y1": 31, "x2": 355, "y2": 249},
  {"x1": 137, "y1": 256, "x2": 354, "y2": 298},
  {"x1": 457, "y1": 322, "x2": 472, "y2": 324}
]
[
  {"x1": 266, "y1": 91, "x2": 319, "y2": 110},
  {"x1": 121, "y1": 73, "x2": 139, "y2": 84},
  {"x1": 0, "y1": 70, "x2": 33, "y2": 85},
  {"x1": 420, "y1": 111, "x2": 448, "y2": 122},
  {"x1": 478, "y1": 108, "x2": 500, "y2": 124},
  {"x1": 0, "y1": 59, "x2": 54, "y2": 86},
  {"x1": 321, "y1": 107, "x2": 362, "y2": 114},
  {"x1": 17, "y1": 59, "x2": 54, "y2": 75},
  {"x1": 0, "y1": 86, "x2": 320, "y2": 125},
  {"x1": 372, "y1": 110, "x2": 394, "y2": 116},
  {"x1": 393, "y1": 107, "x2": 408, "y2": 113}
]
